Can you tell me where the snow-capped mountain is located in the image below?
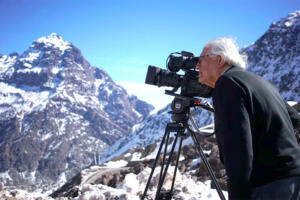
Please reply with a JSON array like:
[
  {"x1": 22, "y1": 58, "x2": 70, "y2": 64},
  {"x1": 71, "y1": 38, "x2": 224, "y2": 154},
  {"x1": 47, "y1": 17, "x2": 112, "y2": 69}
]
[
  {"x1": 242, "y1": 11, "x2": 300, "y2": 101},
  {"x1": 0, "y1": 33, "x2": 154, "y2": 188}
]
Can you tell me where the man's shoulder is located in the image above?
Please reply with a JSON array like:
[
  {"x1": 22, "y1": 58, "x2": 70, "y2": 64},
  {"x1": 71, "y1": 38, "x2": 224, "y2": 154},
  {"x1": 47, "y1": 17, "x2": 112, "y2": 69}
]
[
  {"x1": 214, "y1": 72, "x2": 245, "y2": 95},
  {"x1": 216, "y1": 67, "x2": 246, "y2": 86},
  {"x1": 214, "y1": 67, "x2": 257, "y2": 97},
  {"x1": 223, "y1": 66, "x2": 252, "y2": 77},
  {"x1": 220, "y1": 66, "x2": 263, "y2": 86}
]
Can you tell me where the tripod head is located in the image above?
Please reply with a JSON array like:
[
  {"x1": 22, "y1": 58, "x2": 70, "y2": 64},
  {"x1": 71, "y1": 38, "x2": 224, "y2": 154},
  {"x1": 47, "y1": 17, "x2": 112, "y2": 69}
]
[{"x1": 166, "y1": 89, "x2": 214, "y2": 123}]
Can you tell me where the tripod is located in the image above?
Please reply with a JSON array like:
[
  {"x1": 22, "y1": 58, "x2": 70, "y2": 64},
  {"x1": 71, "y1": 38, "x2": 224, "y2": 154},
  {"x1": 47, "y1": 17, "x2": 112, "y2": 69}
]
[{"x1": 141, "y1": 96, "x2": 226, "y2": 200}]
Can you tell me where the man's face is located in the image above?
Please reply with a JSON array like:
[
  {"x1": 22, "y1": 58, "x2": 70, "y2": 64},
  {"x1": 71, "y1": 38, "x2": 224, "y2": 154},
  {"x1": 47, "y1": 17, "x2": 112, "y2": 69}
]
[{"x1": 195, "y1": 48, "x2": 219, "y2": 87}]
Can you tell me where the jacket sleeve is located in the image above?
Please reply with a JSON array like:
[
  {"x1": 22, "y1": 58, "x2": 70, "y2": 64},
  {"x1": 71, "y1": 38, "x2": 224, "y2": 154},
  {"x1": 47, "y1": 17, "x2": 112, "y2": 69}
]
[
  {"x1": 285, "y1": 101, "x2": 300, "y2": 130},
  {"x1": 213, "y1": 76, "x2": 253, "y2": 199}
]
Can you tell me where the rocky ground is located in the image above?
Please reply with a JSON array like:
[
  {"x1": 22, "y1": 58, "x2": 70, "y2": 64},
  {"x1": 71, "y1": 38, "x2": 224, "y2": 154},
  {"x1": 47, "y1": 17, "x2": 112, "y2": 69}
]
[{"x1": 0, "y1": 102, "x2": 298, "y2": 200}]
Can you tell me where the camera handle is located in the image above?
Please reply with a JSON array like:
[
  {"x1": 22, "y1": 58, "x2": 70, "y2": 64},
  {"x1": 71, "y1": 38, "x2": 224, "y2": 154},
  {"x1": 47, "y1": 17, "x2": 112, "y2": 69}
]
[{"x1": 141, "y1": 102, "x2": 225, "y2": 200}]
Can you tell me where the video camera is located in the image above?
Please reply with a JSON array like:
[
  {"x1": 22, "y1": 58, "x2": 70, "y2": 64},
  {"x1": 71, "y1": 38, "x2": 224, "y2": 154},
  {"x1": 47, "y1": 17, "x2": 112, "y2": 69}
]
[{"x1": 145, "y1": 51, "x2": 213, "y2": 98}]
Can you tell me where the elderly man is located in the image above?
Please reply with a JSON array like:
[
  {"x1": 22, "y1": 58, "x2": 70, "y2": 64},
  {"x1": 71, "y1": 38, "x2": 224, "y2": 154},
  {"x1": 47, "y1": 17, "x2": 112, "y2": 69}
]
[{"x1": 196, "y1": 37, "x2": 300, "y2": 200}]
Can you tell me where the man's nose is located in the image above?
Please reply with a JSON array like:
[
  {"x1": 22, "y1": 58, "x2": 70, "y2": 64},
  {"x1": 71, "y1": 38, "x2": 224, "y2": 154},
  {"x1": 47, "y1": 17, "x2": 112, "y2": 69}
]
[{"x1": 195, "y1": 62, "x2": 200, "y2": 70}]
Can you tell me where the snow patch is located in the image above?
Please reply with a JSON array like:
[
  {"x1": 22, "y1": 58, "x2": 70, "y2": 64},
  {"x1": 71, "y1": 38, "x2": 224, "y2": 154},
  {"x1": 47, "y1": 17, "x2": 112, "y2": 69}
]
[
  {"x1": 0, "y1": 170, "x2": 13, "y2": 182},
  {"x1": 57, "y1": 172, "x2": 67, "y2": 187},
  {"x1": 75, "y1": 166, "x2": 227, "y2": 200},
  {"x1": 41, "y1": 132, "x2": 52, "y2": 141},
  {"x1": 0, "y1": 55, "x2": 17, "y2": 73},
  {"x1": 17, "y1": 66, "x2": 42, "y2": 74},
  {"x1": 191, "y1": 158, "x2": 202, "y2": 167},
  {"x1": 19, "y1": 50, "x2": 41, "y2": 64},
  {"x1": 51, "y1": 66, "x2": 60, "y2": 74},
  {"x1": 73, "y1": 92, "x2": 87, "y2": 105},
  {"x1": 105, "y1": 160, "x2": 128, "y2": 168}
]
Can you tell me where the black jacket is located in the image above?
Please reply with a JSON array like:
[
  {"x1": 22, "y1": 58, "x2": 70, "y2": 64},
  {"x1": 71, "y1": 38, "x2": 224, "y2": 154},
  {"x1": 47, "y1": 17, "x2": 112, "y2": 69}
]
[{"x1": 212, "y1": 66, "x2": 300, "y2": 199}]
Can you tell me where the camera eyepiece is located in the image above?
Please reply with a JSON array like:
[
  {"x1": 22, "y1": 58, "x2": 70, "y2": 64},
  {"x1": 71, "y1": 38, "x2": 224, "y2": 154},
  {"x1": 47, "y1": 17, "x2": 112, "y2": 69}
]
[{"x1": 167, "y1": 51, "x2": 199, "y2": 73}]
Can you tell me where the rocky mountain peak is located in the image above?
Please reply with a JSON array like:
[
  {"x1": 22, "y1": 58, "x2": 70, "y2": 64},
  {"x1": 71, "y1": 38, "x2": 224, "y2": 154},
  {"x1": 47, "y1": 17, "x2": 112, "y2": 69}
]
[
  {"x1": 270, "y1": 11, "x2": 300, "y2": 30},
  {"x1": 30, "y1": 33, "x2": 71, "y2": 53},
  {"x1": 0, "y1": 33, "x2": 154, "y2": 189},
  {"x1": 0, "y1": 32, "x2": 94, "y2": 90}
]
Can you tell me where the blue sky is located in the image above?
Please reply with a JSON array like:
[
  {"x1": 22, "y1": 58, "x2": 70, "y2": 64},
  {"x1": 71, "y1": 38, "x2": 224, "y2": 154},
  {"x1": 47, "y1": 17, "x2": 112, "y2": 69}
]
[{"x1": 0, "y1": 0, "x2": 299, "y2": 109}]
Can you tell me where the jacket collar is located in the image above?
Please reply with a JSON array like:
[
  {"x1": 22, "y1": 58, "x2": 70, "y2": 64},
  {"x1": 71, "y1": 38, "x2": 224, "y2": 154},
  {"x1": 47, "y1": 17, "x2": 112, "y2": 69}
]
[
  {"x1": 221, "y1": 65, "x2": 245, "y2": 75},
  {"x1": 220, "y1": 65, "x2": 233, "y2": 76}
]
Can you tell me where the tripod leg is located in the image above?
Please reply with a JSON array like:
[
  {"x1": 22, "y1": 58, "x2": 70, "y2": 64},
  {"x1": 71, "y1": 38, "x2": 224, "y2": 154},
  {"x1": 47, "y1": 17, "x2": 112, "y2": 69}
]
[
  {"x1": 155, "y1": 132, "x2": 179, "y2": 200},
  {"x1": 170, "y1": 135, "x2": 183, "y2": 194},
  {"x1": 158, "y1": 130, "x2": 171, "y2": 184},
  {"x1": 190, "y1": 131, "x2": 226, "y2": 200},
  {"x1": 141, "y1": 126, "x2": 170, "y2": 200}
]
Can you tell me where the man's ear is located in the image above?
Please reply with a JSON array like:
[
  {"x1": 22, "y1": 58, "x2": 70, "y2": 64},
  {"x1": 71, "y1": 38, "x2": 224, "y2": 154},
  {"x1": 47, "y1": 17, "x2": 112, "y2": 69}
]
[{"x1": 216, "y1": 55, "x2": 223, "y2": 65}]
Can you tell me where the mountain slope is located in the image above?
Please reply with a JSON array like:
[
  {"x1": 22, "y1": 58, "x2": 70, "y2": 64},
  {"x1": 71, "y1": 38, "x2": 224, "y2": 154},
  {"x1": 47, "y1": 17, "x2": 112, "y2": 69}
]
[
  {"x1": 0, "y1": 33, "x2": 154, "y2": 188},
  {"x1": 100, "y1": 103, "x2": 214, "y2": 163},
  {"x1": 242, "y1": 11, "x2": 300, "y2": 101}
]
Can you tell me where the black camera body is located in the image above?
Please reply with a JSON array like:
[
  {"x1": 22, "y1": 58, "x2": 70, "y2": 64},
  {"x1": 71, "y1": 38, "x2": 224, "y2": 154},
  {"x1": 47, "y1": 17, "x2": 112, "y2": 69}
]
[{"x1": 145, "y1": 51, "x2": 213, "y2": 98}]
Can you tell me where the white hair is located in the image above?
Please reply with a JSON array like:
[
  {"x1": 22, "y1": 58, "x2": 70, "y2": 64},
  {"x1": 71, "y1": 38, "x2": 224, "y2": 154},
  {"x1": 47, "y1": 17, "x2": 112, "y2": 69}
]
[{"x1": 204, "y1": 37, "x2": 247, "y2": 68}]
